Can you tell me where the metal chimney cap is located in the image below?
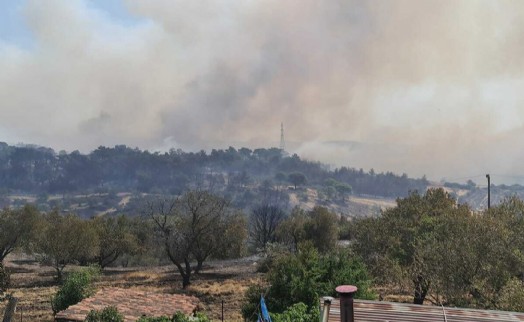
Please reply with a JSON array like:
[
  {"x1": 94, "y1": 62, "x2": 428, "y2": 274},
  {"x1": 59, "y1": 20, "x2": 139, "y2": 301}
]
[
  {"x1": 323, "y1": 296, "x2": 334, "y2": 304},
  {"x1": 336, "y1": 285, "x2": 358, "y2": 294}
]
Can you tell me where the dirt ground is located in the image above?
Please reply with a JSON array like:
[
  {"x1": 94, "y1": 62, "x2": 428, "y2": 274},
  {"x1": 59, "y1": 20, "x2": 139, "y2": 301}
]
[{"x1": 1, "y1": 254, "x2": 263, "y2": 322}]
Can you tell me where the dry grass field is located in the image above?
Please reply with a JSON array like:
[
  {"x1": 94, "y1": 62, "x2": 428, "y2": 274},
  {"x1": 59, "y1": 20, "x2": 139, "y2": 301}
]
[{"x1": 1, "y1": 254, "x2": 263, "y2": 322}]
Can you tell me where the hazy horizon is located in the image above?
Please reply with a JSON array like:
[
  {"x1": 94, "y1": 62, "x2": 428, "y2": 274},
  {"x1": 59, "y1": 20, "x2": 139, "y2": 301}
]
[{"x1": 2, "y1": 0, "x2": 524, "y2": 184}]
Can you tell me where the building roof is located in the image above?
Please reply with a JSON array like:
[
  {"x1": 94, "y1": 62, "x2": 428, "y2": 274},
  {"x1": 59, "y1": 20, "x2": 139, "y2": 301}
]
[
  {"x1": 326, "y1": 299, "x2": 524, "y2": 322},
  {"x1": 55, "y1": 288, "x2": 200, "y2": 322}
]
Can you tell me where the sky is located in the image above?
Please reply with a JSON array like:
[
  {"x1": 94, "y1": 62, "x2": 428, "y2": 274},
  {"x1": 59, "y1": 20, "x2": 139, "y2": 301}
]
[{"x1": 1, "y1": 0, "x2": 524, "y2": 183}]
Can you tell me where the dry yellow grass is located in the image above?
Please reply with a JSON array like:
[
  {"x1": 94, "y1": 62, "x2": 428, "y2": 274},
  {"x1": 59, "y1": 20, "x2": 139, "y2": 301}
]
[{"x1": 3, "y1": 254, "x2": 261, "y2": 321}]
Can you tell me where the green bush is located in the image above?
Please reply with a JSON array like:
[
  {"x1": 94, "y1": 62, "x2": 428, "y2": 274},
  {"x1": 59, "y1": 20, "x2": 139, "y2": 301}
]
[
  {"x1": 271, "y1": 303, "x2": 319, "y2": 322},
  {"x1": 173, "y1": 312, "x2": 209, "y2": 322},
  {"x1": 241, "y1": 284, "x2": 268, "y2": 320},
  {"x1": 136, "y1": 317, "x2": 171, "y2": 322},
  {"x1": 51, "y1": 266, "x2": 100, "y2": 314},
  {"x1": 85, "y1": 306, "x2": 124, "y2": 322},
  {"x1": 242, "y1": 243, "x2": 375, "y2": 321},
  {"x1": 136, "y1": 312, "x2": 209, "y2": 322},
  {"x1": 498, "y1": 278, "x2": 524, "y2": 312}
]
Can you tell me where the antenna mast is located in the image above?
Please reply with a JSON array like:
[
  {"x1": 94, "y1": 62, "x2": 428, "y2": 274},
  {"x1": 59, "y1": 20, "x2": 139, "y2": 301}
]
[{"x1": 280, "y1": 122, "x2": 285, "y2": 151}]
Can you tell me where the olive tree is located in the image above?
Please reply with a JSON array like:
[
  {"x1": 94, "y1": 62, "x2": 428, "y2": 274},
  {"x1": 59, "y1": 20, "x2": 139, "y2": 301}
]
[
  {"x1": 0, "y1": 205, "x2": 40, "y2": 263},
  {"x1": 34, "y1": 211, "x2": 99, "y2": 281},
  {"x1": 353, "y1": 188, "x2": 471, "y2": 304},
  {"x1": 146, "y1": 190, "x2": 246, "y2": 288},
  {"x1": 91, "y1": 215, "x2": 139, "y2": 269},
  {"x1": 277, "y1": 206, "x2": 338, "y2": 253}
]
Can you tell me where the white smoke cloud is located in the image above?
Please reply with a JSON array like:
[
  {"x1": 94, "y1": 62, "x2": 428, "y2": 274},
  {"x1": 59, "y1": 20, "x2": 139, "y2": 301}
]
[{"x1": 1, "y1": 0, "x2": 524, "y2": 181}]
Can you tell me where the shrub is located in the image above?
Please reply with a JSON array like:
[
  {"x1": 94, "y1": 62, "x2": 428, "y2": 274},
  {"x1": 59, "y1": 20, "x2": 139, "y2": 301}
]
[
  {"x1": 173, "y1": 312, "x2": 210, "y2": 322},
  {"x1": 85, "y1": 306, "x2": 124, "y2": 322},
  {"x1": 256, "y1": 242, "x2": 289, "y2": 273},
  {"x1": 242, "y1": 243, "x2": 375, "y2": 321},
  {"x1": 136, "y1": 312, "x2": 210, "y2": 322},
  {"x1": 51, "y1": 266, "x2": 100, "y2": 314},
  {"x1": 136, "y1": 317, "x2": 171, "y2": 322},
  {"x1": 241, "y1": 284, "x2": 268, "y2": 320},
  {"x1": 271, "y1": 303, "x2": 319, "y2": 322},
  {"x1": 498, "y1": 278, "x2": 524, "y2": 312}
]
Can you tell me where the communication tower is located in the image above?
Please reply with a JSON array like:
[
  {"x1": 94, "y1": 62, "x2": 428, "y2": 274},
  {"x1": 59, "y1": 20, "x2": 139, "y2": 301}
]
[{"x1": 280, "y1": 122, "x2": 285, "y2": 151}]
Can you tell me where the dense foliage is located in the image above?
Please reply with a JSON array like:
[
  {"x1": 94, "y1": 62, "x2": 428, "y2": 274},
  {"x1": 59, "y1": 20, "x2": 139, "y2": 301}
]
[
  {"x1": 136, "y1": 312, "x2": 210, "y2": 322},
  {"x1": 0, "y1": 205, "x2": 40, "y2": 263},
  {"x1": 242, "y1": 244, "x2": 375, "y2": 320},
  {"x1": 271, "y1": 302, "x2": 319, "y2": 322},
  {"x1": 276, "y1": 206, "x2": 339, "y2": 252},
  {"x1": 35, "y1": 211, "x2": 99, "y2": 281},
  {"x1": 0, "y1": 142, "x2": 428, "y2": 200},
  {"x1": 85, "y1": 306, "x2": 124, "y2": 322},
  {"x1": 51, "y1": 266, "x2": 100, "y2": 314},
  {"x1": 352, "y1": 189, "x2": 524, "y2": 311}
]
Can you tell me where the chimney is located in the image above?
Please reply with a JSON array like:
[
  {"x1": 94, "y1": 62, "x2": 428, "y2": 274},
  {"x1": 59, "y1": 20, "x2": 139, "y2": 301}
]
[
  {"x1": 321, "y1": 296, "x2": 334, "y2": 322},
  {"x1": 336, "y1": 285, "x2": 358, "y2": 322}
]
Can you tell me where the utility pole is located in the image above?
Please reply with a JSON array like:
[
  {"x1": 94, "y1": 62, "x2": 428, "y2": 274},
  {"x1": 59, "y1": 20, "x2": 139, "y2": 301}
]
[{"x1": 486, "y1": 174, "x2": 491, "y2": 209}]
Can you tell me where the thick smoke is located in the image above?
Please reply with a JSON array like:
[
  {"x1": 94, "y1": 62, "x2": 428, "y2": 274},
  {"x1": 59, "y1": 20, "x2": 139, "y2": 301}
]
[{"x1": 1, "y1": 0, "x2": 524, "y2": 181}]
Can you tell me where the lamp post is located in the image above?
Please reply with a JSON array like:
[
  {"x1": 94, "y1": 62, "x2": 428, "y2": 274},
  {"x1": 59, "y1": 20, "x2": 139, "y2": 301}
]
[{"x1": 486, "y1": 174, "x2": 490, "y2": 209}]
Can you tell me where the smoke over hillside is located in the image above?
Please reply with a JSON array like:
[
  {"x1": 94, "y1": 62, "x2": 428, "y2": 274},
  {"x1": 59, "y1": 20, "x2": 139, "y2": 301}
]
[{"x1": 1, "y1": 0, "x2": 524, "y2": 180}]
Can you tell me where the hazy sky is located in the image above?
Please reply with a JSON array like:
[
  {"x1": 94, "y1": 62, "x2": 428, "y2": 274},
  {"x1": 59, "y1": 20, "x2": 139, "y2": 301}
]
[{"x1": 1, "y1": 0, "x2": 524, "y2": 183}]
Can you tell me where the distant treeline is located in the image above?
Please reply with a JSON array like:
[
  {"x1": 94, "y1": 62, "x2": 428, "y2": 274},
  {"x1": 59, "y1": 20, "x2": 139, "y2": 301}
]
[{"x1": 0, "y1": 142, "x2": 429, "y2": 198}]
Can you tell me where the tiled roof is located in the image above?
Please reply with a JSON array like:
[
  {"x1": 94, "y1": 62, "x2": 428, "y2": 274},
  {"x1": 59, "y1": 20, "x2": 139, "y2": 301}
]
[
  {"x1": 55, "y1": 288, "x2": 200, "y2": 322},
  {"x1": 325, "y1": 299, "x2": 524, "y2": 322}
]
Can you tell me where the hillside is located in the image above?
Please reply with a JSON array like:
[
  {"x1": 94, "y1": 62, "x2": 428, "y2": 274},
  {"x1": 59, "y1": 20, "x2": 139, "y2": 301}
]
[
  {"x1": 1, "y1": 142, "x2": 521, "y2": 215},
  {"x1": 0, "y1": 142, "x2": 426, "y2": 217}
]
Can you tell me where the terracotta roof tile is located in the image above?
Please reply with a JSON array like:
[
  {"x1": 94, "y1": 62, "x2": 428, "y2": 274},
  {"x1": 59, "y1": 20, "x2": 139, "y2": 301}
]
[{"x1": 55, "y1": 288, "x2": 200, "y2": 322}]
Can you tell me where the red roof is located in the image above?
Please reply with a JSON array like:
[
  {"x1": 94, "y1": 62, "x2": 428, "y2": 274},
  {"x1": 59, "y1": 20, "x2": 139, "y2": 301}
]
[{"x1": 55, "y1": 288, "x2": 200, "y2": 322}]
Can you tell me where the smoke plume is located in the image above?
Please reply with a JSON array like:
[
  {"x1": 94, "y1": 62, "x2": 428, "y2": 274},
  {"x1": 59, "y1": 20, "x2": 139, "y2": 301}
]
[{"x1": 1, "y1": 0, "x2": 524, "y2": 181}]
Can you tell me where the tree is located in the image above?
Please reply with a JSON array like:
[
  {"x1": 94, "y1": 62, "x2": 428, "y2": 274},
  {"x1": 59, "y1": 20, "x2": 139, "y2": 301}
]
[
  {"x1": 352, "y1": 188, "x2": 471, "y2": 305},
  {"x1": 35, "y1": 211, "x2": 99, "y2": 281},
  {"x1": 417, "y1": 209, "x2": 511, "y2": 308},
  {"x1": 288, "y1": 172, "x2": 307, "y2": 189},
  {"x1": 185, "y1": 196, "x2": 247, "y2": 273},
  {"x1": 146, "y1": 190, "x2": 245, "y2": 288},
  {"x1": 276, "y1": 207, "x2": 308, "y2": 252},
  {"x1": 207, "y1": 210, "x2": 248, "y2": 262},
  {"x1": 425, "y1": 196, "x2": 524, "y2": 309},
  {"x1": 91, "y1": 215, "x2": 139, "y2": 269},
  {"x1": 304, "y1": 206, "x2": 339, "y2": 252},
  {"x1": 249, "y1": 204, "x2": 287, "y2": 250},
  {"x1": 323, "y1": 179, "x2": 352, "y2": 202},
  {"x1": 0, "y1": 205, "x2": 40, "y2": 263},
  {"x1": 276, "y1": 206, "x2": 338, "y2": 253}
]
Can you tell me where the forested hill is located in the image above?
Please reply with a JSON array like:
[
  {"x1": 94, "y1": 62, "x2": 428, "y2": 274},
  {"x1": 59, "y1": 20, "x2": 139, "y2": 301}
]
[{"x1": 0, "y1": 142, "x2": 429, "y2": 198}]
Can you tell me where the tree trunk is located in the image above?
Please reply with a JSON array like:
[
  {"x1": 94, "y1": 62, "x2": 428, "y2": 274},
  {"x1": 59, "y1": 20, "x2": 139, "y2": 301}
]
[
  {"x1": 55, "y1": 266, "x2": 64, "y2": 283},
  {"x1": 183, "y1": 258, "x2": 191, "y2": 288},
  {"x1": 2, "y1": 296, "x2": 18, "y2": 322},
  {"x1": 173, "y1": 258, "x2": 192, "y2": 289},
  {"x1": 182, "y1": 273, "x2": 191, "y2": 289},
  {"x1": 195, "y1": 259, "x2": 203, "y2": 274},
  {"x1": 413, "y1": 275, "x2": 428, "y2": 305}
]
